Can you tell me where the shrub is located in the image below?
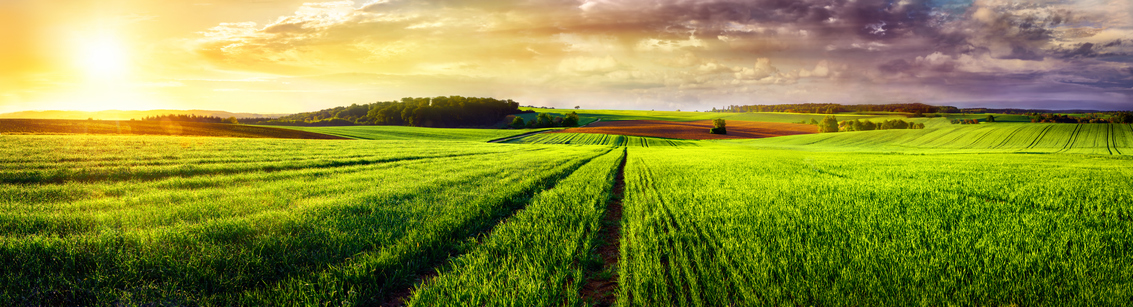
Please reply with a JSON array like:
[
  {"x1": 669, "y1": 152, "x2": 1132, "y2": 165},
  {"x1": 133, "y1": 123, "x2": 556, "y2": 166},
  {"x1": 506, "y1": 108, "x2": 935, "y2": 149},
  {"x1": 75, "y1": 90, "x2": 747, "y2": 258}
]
[
  {"x1": 710, "y1": 118, "x2": 727, "y2": 134},
  {"x1": 819, "y1": 116, "x2": 839, "y2": 133}
]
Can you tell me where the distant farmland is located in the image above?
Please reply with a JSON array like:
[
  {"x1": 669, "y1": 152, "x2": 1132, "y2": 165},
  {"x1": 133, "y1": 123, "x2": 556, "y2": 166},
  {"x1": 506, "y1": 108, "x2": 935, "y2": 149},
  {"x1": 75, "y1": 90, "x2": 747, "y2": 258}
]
[{"x1": 549, "y1": 120, "x2": 817, "y2": 140}]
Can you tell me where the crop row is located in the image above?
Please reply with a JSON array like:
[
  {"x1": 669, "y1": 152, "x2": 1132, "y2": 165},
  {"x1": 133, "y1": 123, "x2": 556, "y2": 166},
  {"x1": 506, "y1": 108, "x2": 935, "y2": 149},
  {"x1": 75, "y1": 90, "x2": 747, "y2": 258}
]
[
  {"x1": 0, "y1": 135, "x2": 612, "y2": 305},
  {"x1": 618, "y1": 146, "x2": 1133, "y2": 306},
  {"x1": 738, "y1": 123, "x2": 1133, "y2": 154},
  {"x1": 506, "y1": 133, "x2": 696, "y2": 147},
  {"x1": 409, "y1": 148, "x2": 625, "y2": 305}
]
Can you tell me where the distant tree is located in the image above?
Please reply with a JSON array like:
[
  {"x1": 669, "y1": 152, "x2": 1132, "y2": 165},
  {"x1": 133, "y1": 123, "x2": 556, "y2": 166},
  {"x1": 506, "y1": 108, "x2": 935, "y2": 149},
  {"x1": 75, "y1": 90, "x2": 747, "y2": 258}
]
[
  {"x1": 553, "y1": 116, "x2": 564, "y2": 126},
  {"x1": 986, "y1": 115, "x2": 996, "y2": 122},
  {"x1": 526, "y1": 113, "x2": 554, "y2": 128},
  {"x1": 225, "y1": 117, "x2": 239, "y2": 124},
  {"x1": 1117, "y1": 112, "x2": 1133, "y2": 124},
  {"x1": 562, "y1": 112, "x2": 580, "y2": 127},
  {"x1": 809, "y1": 118, "x2": 819, "y2": 125},
  {"x1": 511, "y1": 116, "x2": 526, "y2": 129},
  {"x1": 913, "y1": 111, "x2": 925, "y2": 117},
  {"x1": 575, "y1": 106, "x2": 580, "y2": 110},
  {"x1": 819, "y1": 115, "x2": 839, "y2": 133},
  {"x1": 710, "y1": 118, "x2": 726, "y2": 134}
]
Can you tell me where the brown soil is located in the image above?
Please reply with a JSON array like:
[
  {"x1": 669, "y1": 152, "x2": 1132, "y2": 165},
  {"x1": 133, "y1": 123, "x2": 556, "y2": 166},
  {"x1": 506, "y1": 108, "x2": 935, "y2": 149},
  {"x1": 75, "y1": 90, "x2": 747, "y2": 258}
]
[
  {"x1": 549, "y1": 120, "x2": 817, "y2": 140},
  {"x1": 0, "y1": 119, "x2": 346, "y2": 139}
]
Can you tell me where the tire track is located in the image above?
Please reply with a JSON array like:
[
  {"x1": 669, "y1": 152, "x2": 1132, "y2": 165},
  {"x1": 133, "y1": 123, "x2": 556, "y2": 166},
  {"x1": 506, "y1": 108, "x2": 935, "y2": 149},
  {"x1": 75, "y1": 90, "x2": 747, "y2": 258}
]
[
  {"x1": 581, "y1": 148, "x2": 627, "y2": 306},
  {"x1": 991, "y1": 125, "x2": 1027, "y2": 149},
  {"x1": 1026, "y1": 125, "x2": 1054, "y2": 150},
  {"x1": 1059, "y1": 124, "x2": 1082, "y2": 153},
  {"x1": 378, "y1": 149, "x2": 612, "y2": 307}
]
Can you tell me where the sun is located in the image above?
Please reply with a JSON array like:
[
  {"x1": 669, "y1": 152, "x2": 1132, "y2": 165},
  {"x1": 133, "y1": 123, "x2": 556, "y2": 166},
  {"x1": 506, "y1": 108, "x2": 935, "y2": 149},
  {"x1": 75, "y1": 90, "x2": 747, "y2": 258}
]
[{"x1": 75, "y1": 34, "x2": 129, "y2": 79}]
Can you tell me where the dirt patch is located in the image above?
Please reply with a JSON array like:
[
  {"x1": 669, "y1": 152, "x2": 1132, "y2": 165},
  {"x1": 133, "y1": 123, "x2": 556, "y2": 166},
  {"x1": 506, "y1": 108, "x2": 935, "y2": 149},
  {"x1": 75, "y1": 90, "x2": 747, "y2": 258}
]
[{"x1": 548, "y1": 120, "x2": 816, "y2": 140}]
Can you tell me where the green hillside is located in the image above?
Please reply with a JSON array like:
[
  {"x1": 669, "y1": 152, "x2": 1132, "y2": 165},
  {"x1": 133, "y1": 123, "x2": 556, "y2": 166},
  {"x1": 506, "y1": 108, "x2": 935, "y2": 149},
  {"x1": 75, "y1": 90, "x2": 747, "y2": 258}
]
[
  {"x1": 729, "y1": 123, "x2": 1132, "y2": 155},
  {"x1": 504, "y1": 133, "x2": 697, "y2": 147},
  {"x1": 522, "y1": 108, "x2": 903, "y2": 123},
  {"x1": 274, "y1": 125, "x2": 550, "y2": 141}
]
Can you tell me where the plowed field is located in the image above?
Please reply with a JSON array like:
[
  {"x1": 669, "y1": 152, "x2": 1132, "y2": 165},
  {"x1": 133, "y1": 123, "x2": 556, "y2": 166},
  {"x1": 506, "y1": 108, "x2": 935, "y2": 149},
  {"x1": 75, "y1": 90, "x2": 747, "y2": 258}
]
[{"x1": 549, "y1": 120, "x2": 816, "y2": 140}]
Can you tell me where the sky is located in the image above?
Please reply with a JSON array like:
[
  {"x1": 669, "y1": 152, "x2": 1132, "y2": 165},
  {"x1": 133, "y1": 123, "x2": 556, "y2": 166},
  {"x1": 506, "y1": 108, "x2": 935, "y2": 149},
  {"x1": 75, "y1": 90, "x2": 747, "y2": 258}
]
[{"x1": 1, "y1": 0, "x2": 1131, "y2": 113}]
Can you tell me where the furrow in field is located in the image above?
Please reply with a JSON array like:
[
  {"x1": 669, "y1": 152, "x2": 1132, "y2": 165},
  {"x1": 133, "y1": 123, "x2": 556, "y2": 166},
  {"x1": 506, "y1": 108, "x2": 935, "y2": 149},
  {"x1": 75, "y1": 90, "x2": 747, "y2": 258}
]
[
  {"x1": 2, "y1": 144, "x2": 609, "y2": 305},
  {"x1": 0, "y1": 151, "x2": 555, "y2": 238},
  {"x1": 1025, "y1": 125, "x2": 1054, "y2": 149},
  {"x1": 0, "y1": 151, "x2": 505, "y2": 185},
  {"x1": 961, "y1": 126, "x2": 996, "y2": 148},
  {"x1": 1059, "y1": 124, "x2": 1082, "y2": 152},
  {"x1": 991, "y1": 125, "x2": 1027, "y2": 149},
  {"x1": 580, "y1": 148, "x2": 627, "y2": 305},
  {"x1": 251, "y1": 148, "x2": 611, "y2": 306}
]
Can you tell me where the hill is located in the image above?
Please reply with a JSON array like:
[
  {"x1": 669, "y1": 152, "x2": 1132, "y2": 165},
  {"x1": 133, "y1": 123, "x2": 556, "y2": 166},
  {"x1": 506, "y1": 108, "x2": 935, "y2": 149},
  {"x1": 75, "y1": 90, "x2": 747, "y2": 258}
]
[
  {"x1": 0, "y1": 110, "x2": 289, "y2": 121},
  {"x1": 276, "y1": 125, "x2": 553, "y2": 141},
  {"x1": 0, "y1": 119, "x2": 344, "y2": 139},
  {"x1": 730, "y1": 122, "x2": 1132, "y2": 155}
]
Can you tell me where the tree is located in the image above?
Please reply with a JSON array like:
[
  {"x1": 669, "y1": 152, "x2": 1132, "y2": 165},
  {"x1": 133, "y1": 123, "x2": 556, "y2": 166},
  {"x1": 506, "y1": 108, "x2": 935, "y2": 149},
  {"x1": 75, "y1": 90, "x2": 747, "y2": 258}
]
[
  {"x1": 575, "y1": 106, "x2": 580, "y2": 110},
  {"x1": 225, "y1": 117, "x2": 239, "y2": 124},
  {"x1": 562, "y1": 112, "x2": 580, "y2": 127},
  {"x1": 809, "y1": 118, "x2": 819, "y2": 125},
  {"x1": 819, "y1": 115, "x2": 839, "y2": 133},
  {"x1": 986, "y1": 115, "x2": 996, "y2": 122},
  {"x1": 710, "y1": 118, "x2": 726, "y2": 134},
  {"x1": 511, "y1": 116, "x2": 526, "y2": 129},
  {"x1": 526, "y1": 113, "x2": 554, "y2": 128}
]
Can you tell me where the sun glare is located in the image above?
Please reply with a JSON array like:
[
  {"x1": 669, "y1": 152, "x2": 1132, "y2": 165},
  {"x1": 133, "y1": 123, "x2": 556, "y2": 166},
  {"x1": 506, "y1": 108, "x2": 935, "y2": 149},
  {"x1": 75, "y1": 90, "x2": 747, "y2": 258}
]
[{"x1": 76, "y1": 34, "x2": 129, "y2": 79}]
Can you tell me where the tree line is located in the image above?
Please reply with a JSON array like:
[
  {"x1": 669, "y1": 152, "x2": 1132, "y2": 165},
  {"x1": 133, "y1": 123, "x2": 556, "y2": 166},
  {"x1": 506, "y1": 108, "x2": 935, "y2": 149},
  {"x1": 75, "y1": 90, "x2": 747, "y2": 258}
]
[
  {"x1": 1028, "y1": 112, "x2": 1133, "y2": 124},
  {"x1": 714, "y1": 103, "x2": 958, "y2": 114},
  {"x1": 809, "y1": 116, "x2": 925, "y2": 133},
  {"x1": 509, "y1": 112, "x2": 580, "y2": 128},
  {"x1": 238, "y1": 96, "x2": 527, "y2": 128},
  {"x1": 141, "y1": 114, "x2": 239, "y2": 124}
]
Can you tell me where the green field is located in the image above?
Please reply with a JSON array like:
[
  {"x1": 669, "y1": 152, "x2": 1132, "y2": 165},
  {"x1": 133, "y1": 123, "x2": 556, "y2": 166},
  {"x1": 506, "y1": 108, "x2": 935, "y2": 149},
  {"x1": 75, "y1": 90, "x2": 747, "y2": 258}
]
[
  {"x1": 527, "y1": 108, "x2": 906, "y2": 123},
  {"x1": 618, "y1": 146, "x2": 1132, "y2": 306},
  {"x1": 732, "y1": 122, "x2": 1133, "y2": 155},
  {"x1": 0, "y1": 135, "x2": 615, "y2": 305},
  {"x1": 4, "y1": 118, "x2": 1131, "y2": 306},
  {"x1": 505, "y1": 133, "x2": 697, "y2": 147},
  {"x1": 271, "y1": 125, "x2": 551, "y2": 141}
]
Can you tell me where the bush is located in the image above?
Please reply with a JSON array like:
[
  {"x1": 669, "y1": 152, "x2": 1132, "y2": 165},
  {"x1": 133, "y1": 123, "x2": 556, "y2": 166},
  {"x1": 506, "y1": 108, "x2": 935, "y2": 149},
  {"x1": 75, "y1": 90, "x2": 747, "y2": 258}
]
[
  {"x1": 562, "y1": 112, "x2": 580, "y2": 127},
  {"x1": 510, "y1": 116, "x2": 526, "y2": 129},
  {"x1": 819, "y1": 116, "x2": 839, "y2": 133},
  {"x1": 710, "y1": 118, "x2": 726, "y2": 134}
]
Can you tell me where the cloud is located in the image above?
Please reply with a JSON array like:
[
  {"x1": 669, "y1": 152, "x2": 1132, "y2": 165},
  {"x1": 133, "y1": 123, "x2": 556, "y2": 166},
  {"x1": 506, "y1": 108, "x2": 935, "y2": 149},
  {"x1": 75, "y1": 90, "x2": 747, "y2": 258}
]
[
  {"x1": 558, "y1": 56, "x2": 620, "y2": 75},
  {"x1": 181, "y1": 0, "x2": 1133, "y2": 110}
]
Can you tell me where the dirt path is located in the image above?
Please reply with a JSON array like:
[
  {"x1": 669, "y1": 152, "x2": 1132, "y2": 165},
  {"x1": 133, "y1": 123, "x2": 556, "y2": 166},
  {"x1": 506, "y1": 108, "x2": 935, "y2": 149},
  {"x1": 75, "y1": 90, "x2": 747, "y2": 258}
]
[{"x1": 580, "y1": 149, "x2": 626, "y2": 306}]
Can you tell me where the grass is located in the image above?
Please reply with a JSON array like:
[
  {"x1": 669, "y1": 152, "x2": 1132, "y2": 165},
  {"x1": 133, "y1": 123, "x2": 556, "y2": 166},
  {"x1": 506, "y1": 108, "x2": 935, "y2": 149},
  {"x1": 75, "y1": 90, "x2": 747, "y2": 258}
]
[
  {"x1": 270, "y1": 125, "x2": 552, "y2": 141},
  {"x1": 0, "y1": 119, "x2": 344, "y2": 139},
  {"x1": 0, "y1": 135, "x2": 610, "y2": 305},
  {"x1": 408, "y1": 148, "x2": 625, "y2": 306},
  {"x1": 726, "y1": 122, "x2": 1133, "y2": 155},
  {"x1": 505, "y1": 133, "x2": 698, "y2": 147},
  {"x1": 5, "y1": 117, "x2": 1132, "y2": 306},
  {"x1": 618, "y1": 146, "x2": 1133, "y2": 306}
]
